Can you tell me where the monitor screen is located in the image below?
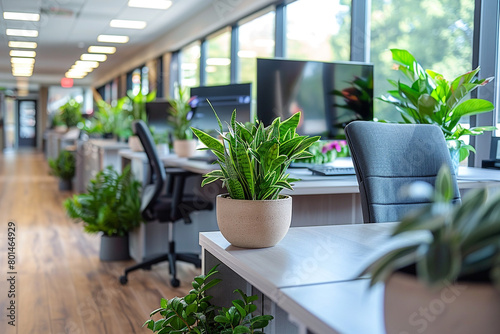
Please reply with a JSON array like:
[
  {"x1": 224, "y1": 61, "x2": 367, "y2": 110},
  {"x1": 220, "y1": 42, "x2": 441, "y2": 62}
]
[
  {"x1": 256, "y1": 58, "x2": 373, "y2": 139},
  {"x1": 190, "y1": 83, "x2": 252, "y2": 132},
  {"x1": 145, "y1": 100, "x2": 170, "y2": 133}
]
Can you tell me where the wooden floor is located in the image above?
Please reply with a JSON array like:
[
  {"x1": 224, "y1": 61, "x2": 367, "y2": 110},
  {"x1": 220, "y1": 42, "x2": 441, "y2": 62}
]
[{"x1": 0, "y1": 150, "x2": 200, "y2": 334}]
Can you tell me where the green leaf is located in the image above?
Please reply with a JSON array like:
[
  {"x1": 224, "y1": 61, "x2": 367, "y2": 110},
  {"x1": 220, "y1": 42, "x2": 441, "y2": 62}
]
[
  {"x1": 451, "y1": 99, "x2": 494, "y2": 119},
  {"x1": 279, "y1": 112, "x2": 301, "y2": 139},
  {"x1": 435, "y1": 165, "x2": 454, "y2": 202},
  {"x1": 191, "y1": 128, "x2": 224, "y2": 155},
  {"x1": 233, "y1": 326, "x2": 252, "y2": 333}
]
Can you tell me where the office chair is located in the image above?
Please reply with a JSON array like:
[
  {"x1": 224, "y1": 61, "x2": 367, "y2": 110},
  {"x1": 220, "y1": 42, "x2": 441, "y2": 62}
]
[
  {"x1": 345, "y1": 121, "x2": 460, "y2": 224},
  {"x1": 119, "y1": 120, "x2": 213, "y2": 287}
]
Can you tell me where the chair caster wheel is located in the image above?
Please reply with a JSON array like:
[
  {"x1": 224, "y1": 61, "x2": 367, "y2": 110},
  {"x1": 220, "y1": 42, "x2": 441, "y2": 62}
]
[
  {"x1": 171, "y1": 278, "x2": 180, "y2": 287},
  {"x1": 119, "y1": 275, "x2": 128, "y2": 285}
]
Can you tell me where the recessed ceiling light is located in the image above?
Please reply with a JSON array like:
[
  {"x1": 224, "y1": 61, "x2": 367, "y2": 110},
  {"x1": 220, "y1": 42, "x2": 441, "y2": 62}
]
[
  {"x1": 97, "y1": 35, "x2": 129, "y2": 43},
  {"x1": 128, "y1": 0, "x2": 172, "y2": 10},
  {"x1": 6, "y1": 29, "x2": 38, "y2": 37},
  {"x1": 110, "y1": 19, "x2": 147, "y2": 29},
  {"x1": 80, "y1": 54, "x2": 107, "y2": 62},
  {"x1": 88, "y1": 46, "x2": 116, "y2": 54},
  {"x1": 71, "y1": 65, "x2": 93, "y2": 72},
  {"x1": 4, "y1": 12, "x2": 40, "y2": 21},
  {"x1": 11, "y1": 57, "x2": 35, "y2": 64},
  {"x1": 8, "y1": 41, "x2": 37, "y2": 48},
  {"x1": 10, "y1": 50, "x2": 36, "y2": 57},
  {"x1": 66, "y1": 72, "x2": 86, "y2": 79},
  {"x1": 75, "y1": 60, "x2": 99, "y2": 68},
  {"x1": 12, "y1": 72, "x2": 32, "y2": 77}
]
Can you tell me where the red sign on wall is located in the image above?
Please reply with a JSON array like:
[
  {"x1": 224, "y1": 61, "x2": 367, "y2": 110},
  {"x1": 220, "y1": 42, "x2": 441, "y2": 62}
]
[{"x1": 61, "y1": 77, "x2": 73, "y2": 88}]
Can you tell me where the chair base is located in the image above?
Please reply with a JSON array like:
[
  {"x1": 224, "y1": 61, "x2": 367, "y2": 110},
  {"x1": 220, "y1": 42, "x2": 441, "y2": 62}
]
[{"x1": 119, "y1": 240, "x2": 201, "y2": 287}]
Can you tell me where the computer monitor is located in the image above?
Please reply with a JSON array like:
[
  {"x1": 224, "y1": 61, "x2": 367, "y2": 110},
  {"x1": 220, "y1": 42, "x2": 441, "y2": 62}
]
[
  {"x1": 145, "y1": 100, "x2": 170, "y2": 132},
  {"x1": 190, "y1": 83, "x2": 252, "y2": 132},
  {"x1": 256, "y1": 58, "x2": 373, "y2": 139}
]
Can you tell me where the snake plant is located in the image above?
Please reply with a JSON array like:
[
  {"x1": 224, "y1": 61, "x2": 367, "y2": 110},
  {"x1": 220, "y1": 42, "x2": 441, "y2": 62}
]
[
  {"x1": 191, "y1": 109, "x2": 320, "y2": 200},
  {"x1": 380, "y1": 49, "x2": 495, "y2": 162},
  {"x1": 363, "y1": 166, "x2": 500, "y2": 289}
]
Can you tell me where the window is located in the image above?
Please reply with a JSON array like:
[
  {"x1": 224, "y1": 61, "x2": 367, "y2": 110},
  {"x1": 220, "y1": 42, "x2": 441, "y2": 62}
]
[
  {"x1": 180, "y1": 42, "x2": 201, "y2": 88},
  {"x1": 286, "y1": 0, "x2": 351, "y2": 62},
  {"x1": 131, "y1": 68, "x2": 141, "y2": 96},
  {"x1": 370, "y1": 0, "x2": 474, "y2": 121},
  {"x1": 238, "y1": 10, "x2": 275, "y2": 89},
  {"x1": 141, "y1": 66, "x2": 149, "y2": 95},
  {"x1": 205, "y1": 27, "x2": 231, "y2": 86}
]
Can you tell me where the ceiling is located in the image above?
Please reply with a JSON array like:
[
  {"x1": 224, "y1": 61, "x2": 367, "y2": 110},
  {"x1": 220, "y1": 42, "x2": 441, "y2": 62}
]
[{"x1": 0, "y1": 0, "x2": 212, "y2": 93}]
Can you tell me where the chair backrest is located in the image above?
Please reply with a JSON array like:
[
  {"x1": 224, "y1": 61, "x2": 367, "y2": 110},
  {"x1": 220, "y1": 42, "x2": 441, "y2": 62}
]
[
  {"x1": 345, "y1": 121, "x2": 460, "y2": 223},
  {"x1": 132, "y1": 120, "x2": 167, "y2": 220}
]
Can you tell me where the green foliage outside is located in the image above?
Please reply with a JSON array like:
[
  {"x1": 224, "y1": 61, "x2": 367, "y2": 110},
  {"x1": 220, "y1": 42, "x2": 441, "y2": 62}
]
[
  {"x1": 48, "y1": 150, "x2": 75, "y2": 181},
  {"x1": 363, "y1": 166, "x2": 500, "y2": 289},
  {"x1": 371, "y1": 0, "x2": 474, "y2": 121},
  {"x1": 192, "y1": 109, "x2": 320, "y2": 200},
  {"x1": 379, "y1": 49, "x2": 495, "y2": 162},
  {"x1": 144, "y1": 265, "x2": 273, "y2": 333},
  {"x1": 64, "y1": 165, "x2": 143, "y2": 237}
]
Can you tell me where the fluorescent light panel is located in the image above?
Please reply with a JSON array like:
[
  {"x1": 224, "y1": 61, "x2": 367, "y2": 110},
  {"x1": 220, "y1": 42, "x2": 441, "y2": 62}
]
[
  {"x1": 11, "y1": 57, "x2": 35, "y2": 64},
  {"x1": 8, "y1": 41, "x2": 37, "y2": 48},
  {"x1": 88, "y1": 46, "x2": 116, "y2": 54},
  {"x1": 128, "y1": 0, "x2": 172, "y2": 9},
  {"x1": 75, "y1": 60, "x2": 99, "y2": 68},
  {"x1": 6, "y1": 29, "x2": 38, "y2": 37},
  {"x1": 97, "y1": 35, "x2": 129, "y2": 43},
  {"x1": 80, "y1": 54, "x2": 107, "y2": 62},
  {"x1": 10, "y1": 50, "x2": 36, "y2": 57},
  {"x1": 110, "y1": 19, "x2": 146, "y2": 29},
  {"x1": 4, "y1": 12, "x2": 40, "y2": 21}
]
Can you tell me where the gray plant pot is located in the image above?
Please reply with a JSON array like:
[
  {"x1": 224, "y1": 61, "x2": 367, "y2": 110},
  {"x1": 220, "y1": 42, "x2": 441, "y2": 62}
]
[
  {"x1": 58, "y1": 179, "x2": 72, "y2": 191},
  {"x1": 99, "y1": 234, "x2": 131, "y2": 261}
]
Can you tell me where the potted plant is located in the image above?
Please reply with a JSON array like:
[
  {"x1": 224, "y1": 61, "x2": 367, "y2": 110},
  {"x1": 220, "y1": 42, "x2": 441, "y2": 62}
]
[
  {"x1": 362, "y1": 166, "x2": 500, "y2": 334},
  {"x1": 379, "y1": 49, "x2": 495, "y2": 170},
  {"x1": 84, "y1": 97, "x2": 133, "y2": 140},
  {"x1": 144, "y1": 265, "x2": 273, "y2": 333},
  {"x1": 48, "y1": 149, "x2": 75, "y2": 191},
  {"x1": 64, "y1": 165, "x2": 143, "y2": 261},
  {"x1": 168, "y1": 85, "x2": 197, "y2": 157},
  {"x1": 55, "y1": 98, "x2": 83, "y2": 132},
  {"x1": 125, "y1": 90, "x2": 156, "y2": 149},
  {"x1": 191, "y1": 109, "x2": 320, "y2": 248}
]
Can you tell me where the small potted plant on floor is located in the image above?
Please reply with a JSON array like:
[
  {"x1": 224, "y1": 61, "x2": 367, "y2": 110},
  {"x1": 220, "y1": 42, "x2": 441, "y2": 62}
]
[
  {"x1": 379, "y1": 49, "x2": 495, "y2": 171},
  {"x1": 168, "y1": 85, "x2": 197, "y2": 157},
  {"x1": 144, "y1": 265, "x2": 273, "y2": 333},
  {"x1": 48, "y1": 149, "x2": 76, "y2": 191},
  {"x1": 64, "y1": 165, "x2": 143, "y2": 261},
  {"x1": 191, "y1": 109, "x2": 320, "y2": 248},
  {"x1": 362, "y1": 166, "x2": 500, "y2": 334}
]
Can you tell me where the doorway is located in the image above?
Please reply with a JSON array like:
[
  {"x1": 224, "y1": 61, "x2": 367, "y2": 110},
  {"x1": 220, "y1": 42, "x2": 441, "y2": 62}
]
[{"x1": 17, "y1": 100, "x2": 37, "y2": 147}]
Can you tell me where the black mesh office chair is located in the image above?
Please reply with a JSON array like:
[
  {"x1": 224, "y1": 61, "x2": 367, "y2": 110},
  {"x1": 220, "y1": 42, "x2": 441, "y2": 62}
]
[
  {"x1": 345, "y1": 121, "x2": 460, "y2": 224},
  {"x1": 119, "y1": 120, "x2": 213, "y2": 287}
]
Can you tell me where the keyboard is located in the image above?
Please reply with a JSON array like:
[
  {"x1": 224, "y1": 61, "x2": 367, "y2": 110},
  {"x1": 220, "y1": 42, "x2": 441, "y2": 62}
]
[{"x1": 308, "y1": 166, "x2": 356, "y2": 176}]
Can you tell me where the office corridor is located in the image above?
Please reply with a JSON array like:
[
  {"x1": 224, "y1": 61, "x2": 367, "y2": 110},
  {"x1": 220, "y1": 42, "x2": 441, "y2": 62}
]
[{"x1": 0, "y1": 150, "x2": 198, "y2": 334}]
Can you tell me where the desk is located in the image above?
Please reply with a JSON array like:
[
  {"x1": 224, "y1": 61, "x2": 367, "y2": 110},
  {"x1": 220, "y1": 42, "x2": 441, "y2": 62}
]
[
  {"x1": 119, "y1": 149, "x2": 500, "y2": 261},
  {"x1": 199, "y1": 223, "x2": 421, "y2": 334}
]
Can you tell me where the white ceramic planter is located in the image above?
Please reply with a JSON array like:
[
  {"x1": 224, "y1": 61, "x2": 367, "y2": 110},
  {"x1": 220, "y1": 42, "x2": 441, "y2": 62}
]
[
  {"x1": 384, "y1": 271, "x2": 500, "y2": 334},
  {"x1": 128, "y1": 135, "x2": 143, "y2": 152},
  {"x1": 216, "y1": 194, "x2": 292, "y2": 248},
  {"x1": 174, "y1": 139, "x2": 197, "y2": 158}
]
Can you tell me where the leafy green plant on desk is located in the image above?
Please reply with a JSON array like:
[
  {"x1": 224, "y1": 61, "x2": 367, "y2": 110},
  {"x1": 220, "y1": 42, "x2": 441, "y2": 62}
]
[
  {"x1": 144, "y1": 265, "x2": 273, "y2": 334},
  {"x1": 191, "y1": 109, "x2": 320, "y2": 200},
  {"x1": 379, "y1": 48, "x2": 495, "y2": 162}
]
